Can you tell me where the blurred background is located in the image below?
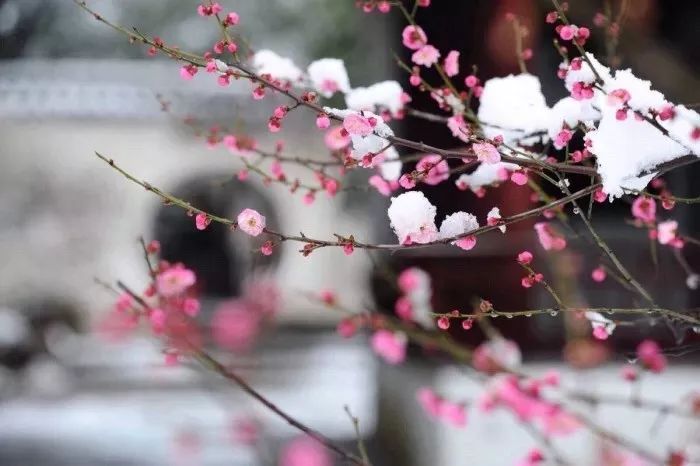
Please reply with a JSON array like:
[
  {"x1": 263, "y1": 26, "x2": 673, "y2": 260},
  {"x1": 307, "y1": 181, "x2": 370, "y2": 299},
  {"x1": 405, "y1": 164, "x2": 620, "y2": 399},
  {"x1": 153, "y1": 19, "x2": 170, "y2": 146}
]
[{"x1": 0, "y1": 0, "x2": 698, "y2": 465}]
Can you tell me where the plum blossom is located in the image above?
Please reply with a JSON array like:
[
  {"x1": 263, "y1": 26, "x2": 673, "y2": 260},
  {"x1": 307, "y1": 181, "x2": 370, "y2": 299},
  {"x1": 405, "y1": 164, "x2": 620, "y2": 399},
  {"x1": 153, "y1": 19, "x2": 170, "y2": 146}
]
[
  {"x1": 211, "y1": 299, "x2": 261, "y2": 352},
  {"x1": 387, "y1": 191, "x2": 438, "y2": 244},
  {"x1": 324, "y1": 126, "x2": 350, "y2": 151},
  {"x1": 417, "y1": 388, "x2": 467, "y2": 427},
  {"x1": 402, "y1": 25, "x2": 427, "y2": 50},
  {"x1": 307, "y1": 58, "x2": 351, "y2": 98},
  {"x1": 416, "y1": 154, "x2": 449, "y2": 185},
  {"x1": 487, "y1": 207, "x2": 506, "y2": 233},
  {"x1": 534, "y1": 222, "x2": 567, "y2": 251},
  {"x1": 631, "y1": 196, "x2": 656, "y2": 223},
  {"x1": 195, "y1": 213, "x2": 210, "y2": 230},
  {"x1": 280, "y1": 437, "x2": 331, "y2": 466},
  {"x1": 412, "y1": 45, "x2": 440, "y2": 67},
  {"x1": 237, "y1": 208, "x2": 266, "y2": 236},
  {"x1": 326, "y1": 108, "x2": 394, "y2": 160},
  {"x1": 591, "y1": 266, "x2": 607, "y2": 283},
  {"x1": 447, "y1": 114, "x2": 471, "y2": 142},
  {"x1": 156, "y1": 264, "x2": 196, "y2": 297},
  {"x1": 585, "y1": 311, "x2": 616, "y2": 340},
  {"x1": 342, "y1": 113, "x2": 373, "y2": 136},
  {"x1": 396, "y1": 267, "x2": 433, "y2": 327},
  {"x1": 371, "y1": 330, "x2": 407, "y2": 364},
  {"x1": 416, "y1": 387, "x2": 442, "y2": 418},
  {"x1": 518, "y1": 251, "x2": 533, "y2": 265},
  {"x1": 443, "y1": 50, "x2": 460, "y2": 77},
  {"x1": 439, "y1": 211, "x2": 479, "y2": 250},
  {"x1": 472, "y1": 142, "x2": 501, "y2": 164},
  {"x1": 637, "y1": 339, "x2": 667, "y2": 373},
  {"x1": 657, "y1": 220, "x2": 680, "y2": 246}
]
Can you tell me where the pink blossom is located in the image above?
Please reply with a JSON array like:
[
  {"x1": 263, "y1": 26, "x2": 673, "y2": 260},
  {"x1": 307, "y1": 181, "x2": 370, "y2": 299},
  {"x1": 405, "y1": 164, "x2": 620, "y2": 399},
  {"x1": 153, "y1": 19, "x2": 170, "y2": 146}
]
[
  {"x1": 658, "y1": 105, "x2": 676, "y2": 121},
  {"x1": 559, "y1": 25, "x2": 576, "y2": 41},
  {"x1": 195, "y1": 213, "x2": 210, "y2": 230},
  {"x1": 631, "y1": 197, "x2": 656, "y2": 223},
  {"x1": 621, "y1": 364, "x2": 638, "y2": 381},
  {"x1": 179, "y1": 64, "x2": 198, "y2": 80},
  {"x1": 114, "y1": 293, "x2": 133, "y2": 313},
  {"x1": 534, "y1": 222, "x2": 567, "y2": 251},
  {"x1": 437, "y1": 316, "x2": 450, "y2": 329},
  {"x1": 342, "y1": 113, "x2": 373, "y2": 136},
  {"x1": 591, "y1": 266, "x2": 606, "y2": 282},
  {"x1": 97, "y1": 309, "x2": 138, "y2": 343},
  {"x1": 402, "y1": 25, "x2": 428, "y2": 50},
  {"x1": 223, "y1": 12, "x2": 239, "y2": 27},
  {"x1": 553, "y1": 129, "x2": 573, "y2": 150},
  {"x1": 398, "y1": 174, "x2": 417, "y2": 190},
  {"x1": 440, "y1": 401, "x2": 467, "y2": 427},
  {"x1": 316, "y1": 113, "x2": 330, "y2": 129},
  {"x1": 397, "y1": 267, "x2": 425, "y2": 293},
  {"x1": 156, "y1": 264, "x2": 196, "y2": 297},
  {"x1": 336, "y1": 318, "x2": 357, "y2": 338},
  {"x1": 149, "y1": 308, "x2": 166, "y2": 333},
  {"x1": 486, "y1": 207, "x2": 505, "y2": 233},
  {"x1": 211, "y1": 299, "x2": 261, "y2": 352},
  {"x1": 416, "y1": 155, "x2": 450, "y2": 185},
  {"x1": 472, "y1": 142, "x2": 501, "y2": 164},
  {"x1": 394, "y1": 296, "x2": 413, "y2": 320},
  {"x1": 417, "y1": 387, "x2": 442, "y2": 417},
  {"x1": 464, "y1": 75, "x2": 479, "y2": 88},
  {"x1": 324, "y1": 126, "x2": 351, "y2": 150},
  {"x1": 443, "y1": 50, "x2": 460, "y2": 77},
  {"x1": 279, "y1": 437, "x2": 331, "y2": 466},
  {"x1": 183, "y1": 298, "x2": 201, "y2": 317},
  {"x1": 511, "y1": 171, "x2": 528, "y2": 185},
  {"x1": 447, "y1": 114, "x2": 471, "y2": 142},
  {"x1": 637, "y1": 339, "x2": 667, "y2": 373},
  {"x1": 371, "y1": 330, "x2": 407, "y2": 364},
  {"x1": 515, "y1": 448, "x2": 544, "y2": 466},
  {"x1": 517, "y1": 251, "x2": 533, "y2": 265},
  {"x1": 454, "y1": 236, "x2": 477, "y2": 251},
  {"x1": 657, "y1": 220, "x2": 679, "y2": 246},
  {"x1": 411, "y1": 45, "x2": 440, "y2": 68},
  {"x1": 607, "y1": 88, "x2": 631, "y2": 107},
  {"x1": 237, "y1": 208, "x2": 266, "y2": 236},
  {"x1": 369, "y1": 175, "x2": 395, "y2": 196}
]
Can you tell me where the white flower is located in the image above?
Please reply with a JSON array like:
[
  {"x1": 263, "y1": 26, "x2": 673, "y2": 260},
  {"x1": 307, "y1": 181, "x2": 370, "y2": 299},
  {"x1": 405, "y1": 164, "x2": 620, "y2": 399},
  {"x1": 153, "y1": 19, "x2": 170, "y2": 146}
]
[
  {"x1": 388, "y1": 191, "x2": 438, "y2": 244},
  {"x1": 307, "y1": 58, "x2": 351, "y2": 98}
]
